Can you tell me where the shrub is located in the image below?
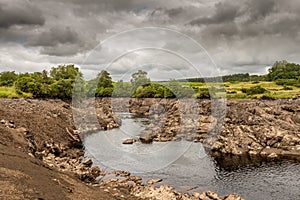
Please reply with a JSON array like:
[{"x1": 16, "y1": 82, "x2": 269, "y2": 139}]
[
  {"x1": 241, "y1": 85, "x2": 267, "y2": 95},
  {"x1": 282, "y1": 86, "x2": 293, "y2": 90}
]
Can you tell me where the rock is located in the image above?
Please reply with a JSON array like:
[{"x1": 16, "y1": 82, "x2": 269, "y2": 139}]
[
  {"x1": 82, "y1": 159, "x2": 93, "y2": 167},
  {"x1": 212, "y1": 141, "x2": 223, "y2": 151},
  {"x1": 122, "y1": 138, "x2": 136, "y2": 145},
  {"x1": 267, "y1": 152, "x2": 278, "y2": 159},
  {"x1": 193, "y1": 192, "x2": 201, "y2": 198},
  {"x1": 139, "y1": 136, "x2": 153, "y2": 144},
  {"x1": 147, "y1": 178, "x2": 162, "y2": 185},
  {"x1": 206, "y1": 191, "x2": 221, "y2": 200},
  {"x1": 139, "y1": 130, "x2": 154, "y2": 144},
  {"x1": 223, "y1": 193, "x2": 245, "y2": 200},
  {"x1": 0, "y1": 119, "x2": 6, "y2": 124}
]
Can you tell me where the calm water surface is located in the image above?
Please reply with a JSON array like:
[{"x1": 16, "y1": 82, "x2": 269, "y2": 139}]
[{"x1": 83, "y1": 113, "x2": 300, "y2": 200}]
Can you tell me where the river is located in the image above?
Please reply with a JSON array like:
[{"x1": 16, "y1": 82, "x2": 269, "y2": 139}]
[{"x1": 82, "y1": 113, "x2": 300, "y2": 200}]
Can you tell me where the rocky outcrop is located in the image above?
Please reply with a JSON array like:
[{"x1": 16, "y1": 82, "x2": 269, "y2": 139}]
[
  {"x1": 212, "y1": 99, "x2": 300, "y2": 159},
  {"x1": 128, "y1": 98, "x2": 300, "y2": 159}
]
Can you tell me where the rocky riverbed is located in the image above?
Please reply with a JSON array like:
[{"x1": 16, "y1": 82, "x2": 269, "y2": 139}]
[
  {"x1": 0, "y1": 98, "x2": 245, "y2": 200},
  {"x1": 128, "y1": 98, "x2": 300, "y2": 159}
]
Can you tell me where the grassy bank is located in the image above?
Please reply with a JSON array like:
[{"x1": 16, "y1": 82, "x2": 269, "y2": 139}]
[{"x1": 0, "y1": 86, "x2": 31, "y2": 98}]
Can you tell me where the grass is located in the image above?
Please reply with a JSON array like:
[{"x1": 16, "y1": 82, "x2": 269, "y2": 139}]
[
  {"x1": 187, "y1": 81, "x2": 300, "y2": 99},
  {"x1": 0, "y1": 86, "x2": 31, "y2": 98}
]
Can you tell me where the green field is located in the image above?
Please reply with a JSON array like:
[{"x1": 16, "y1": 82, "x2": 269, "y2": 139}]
[{"x1": 180, "y1": 81, "x2": 299, "y2": 99}]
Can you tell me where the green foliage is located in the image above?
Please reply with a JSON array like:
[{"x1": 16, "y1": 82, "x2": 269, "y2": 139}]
[
  {"x1": 0, "y1": 71, "x2": 18, "y2": 86},
  {"x1": 113, "y1": 80, "x2": 132, "y2": 97},
  {"x1": 14, "y1": 65, "x2": 81, "y2": 99},
  {"x1": 275, "y1": 79, "x2": 300, "y2": 87},
  {"x1": 195, "y1": 88, "x2": 210, "y2": 98},
  {"x1": 241, "y1": 85, "x2": 267, "y2": 95},
  {"x1": 50, "y1": 65, "x2": 81, "y2": 80},
  {"x1": 50, "y1": 79, "x2": 74, "y2": 99},
  {"x1": 97, "y1": 70, "x2": 113, "y2": 88},
  {"x1": 267, "y1": 60, "x2": 300, "y2": 81},
  {"x1": 282, "y1": 85, "x2": 293, "y2": 90},
  {"x1": 0, "y1": 86, "x2": 30, "y2": 98},
  {"x1": 131, "y1": 70, "x2": 150, "y2": 92}
]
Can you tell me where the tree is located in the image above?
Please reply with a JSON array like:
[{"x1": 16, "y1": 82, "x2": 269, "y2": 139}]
[
  {"x1": 95, "y1": 70, "x2": 114, "y2": 97},
  {"x1": 97, "y1": 70, "x2": 113, "y2": 88},
  {"x1": 113, "y1": 80, "x2": 132, "y2": 97},
  {"x1": 15, "y1": 76, "x2": 44, "y2": 97},
  {"x1": 50, "y1": 65, "x2": 81, "y2": 81},
  {"x1": 267, "y1": 61, "x2": 300, "y2": 81},
  {"x1": 49, "y1": 65, "x2": 83, "y2": 98},
  {"x1": 0, "y1": 71, "x2": 18, "y2": 86},
  {"x1": 131, "y1": 70, "x2": 150, "y2": 93}
]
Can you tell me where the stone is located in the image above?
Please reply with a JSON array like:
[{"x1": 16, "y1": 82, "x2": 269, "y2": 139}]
[
  {"x1": 139, "y1": 136, "x2": 153, "y2": 144},
  {"x1": 122, "y1": 138, "x2": 136, "y2": 145},
  {"x1": 223, "y1": 193, "x2": 244, "y2": 200},
  {"x1": 267, "y1": 152, "x2": 278, "y2": 159},
  {"x1": 193, "y1": 192, "x2": 201, "y2": 198},
  {"x1": 82, "y1": 159, "x2": 93, "y2": 167},
  {"x1": 147, "y1": 178, "x2": 162, "y2": 185},
  {"x1": 206, "y1": 191, "x2": 221, "y2": 200}
]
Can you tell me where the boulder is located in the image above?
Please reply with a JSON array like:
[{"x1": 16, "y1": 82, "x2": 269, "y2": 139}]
[
  {"x1": 122, "y1": 139, "x2": 136, "y2": 145},
  {"x1": 147, "y1": 178, "x2": 162, "y2": 185}
]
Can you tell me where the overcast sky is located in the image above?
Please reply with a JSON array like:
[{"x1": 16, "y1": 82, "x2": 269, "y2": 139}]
[{"x1": 1, "y1": 0, "x2": 300, "y2": 80}]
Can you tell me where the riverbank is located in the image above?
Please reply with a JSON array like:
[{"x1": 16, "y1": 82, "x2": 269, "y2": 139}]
[
  {"x1": 0, "y1": 98, "x2": 244, "y2": 200},
  {"x1": 128, "y1": 98, "x2": 300, "y2": 159}
]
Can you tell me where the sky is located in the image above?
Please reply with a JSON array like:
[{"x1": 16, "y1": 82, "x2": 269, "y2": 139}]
[{"x1": 1, "y1": 0, "x2": 300, "y2": 80}]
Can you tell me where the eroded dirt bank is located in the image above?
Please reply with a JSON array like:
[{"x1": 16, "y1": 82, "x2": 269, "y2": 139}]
[{"x1": 0, "y1": 98, "x2": 244, "y2": 200}]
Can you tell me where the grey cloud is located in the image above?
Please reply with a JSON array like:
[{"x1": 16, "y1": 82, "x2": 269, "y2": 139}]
[
  {"x1": 0, "y1": 1, "x2": 45, "y2": 28},
  {"x1": 27, "y1": 27, "x2": 80, "y2": 47},
  {"x1": 244, "y1": 0, "x2": 276, "y2": 23},
  {"x1": 190, "y1": 1, "x2": 240, "y2": 25},
  {"x1": 1, "y1": 0, "x2": 300, "y2": 78}
]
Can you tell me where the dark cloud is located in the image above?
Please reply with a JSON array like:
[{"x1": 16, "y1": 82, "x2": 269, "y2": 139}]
[
  {"x1": 0, "y1": 1, "x2": 45, "y2": 28},
  {"x1": 1, "y1": 0, "x2": 300, "y2": 77},
  {"x1": 244, "y1": 0, "x2": 276, "y2": 23},
  {"x1": 190, "y1": 1, "x2": 240, "y2": 25},
  {"x1": 27, "y1": 27, "x2": 80, "y2": 47}
]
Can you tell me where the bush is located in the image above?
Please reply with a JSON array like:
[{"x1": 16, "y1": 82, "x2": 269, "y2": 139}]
[
  {"x1": 282, "y1": 86, "x2": 293, "y2": 90},
  {"x1": 241, "y1": 85, "x2": 267, "y2": 95},
  {"x1": 195, "y1": 88, "x2": 210, "y2": 99},
  {"x1": 260, "y1": 94, "x2": 275, "y2": 100},
  {"x1": 275, "y1": 79, "x2": 300, "y2": 87}
]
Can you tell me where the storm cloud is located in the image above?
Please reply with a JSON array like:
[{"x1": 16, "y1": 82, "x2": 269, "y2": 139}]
[
  {"x1": 0, "y1": 0, "x2": 300, "y2": 79},
  {"x1": 0, "y1": 0, "x2": 45, "y2": 28}
]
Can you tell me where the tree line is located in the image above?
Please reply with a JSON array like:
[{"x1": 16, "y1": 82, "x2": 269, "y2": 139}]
[{"x1": 0, "y1": 60, "x2": 299, "y2": 99}]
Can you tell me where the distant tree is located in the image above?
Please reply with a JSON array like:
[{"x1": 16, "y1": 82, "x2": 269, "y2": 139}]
[
  {"x1": 49, "y1": 65, "x2": 83, "y2": 98},
  {"x1": 267, "y1": 61, "x2": 300, "y2": 81},
  {"x1": 113, "y1": 80, "x2": 132, "y2": 97},
  {"x1": 0, "y1": 71, "x2": 18, "y2": 86},
  {"x1": 97, "y1": 70, "x2": 113, "y2": 88},
  {"x1": 50, "y1": 65, "x2": 81, "y2": 81},
  {"x1": 95, "y1": 70, "x2": 114, "y2": 97},
  {"x1": 131, "y1": 70, "x2": 150, "y2": 93}
]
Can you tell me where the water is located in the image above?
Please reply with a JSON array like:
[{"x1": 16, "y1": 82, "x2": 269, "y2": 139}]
[{"x1": 82, "y1": 113, "x2": 300, "y2": 200}]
